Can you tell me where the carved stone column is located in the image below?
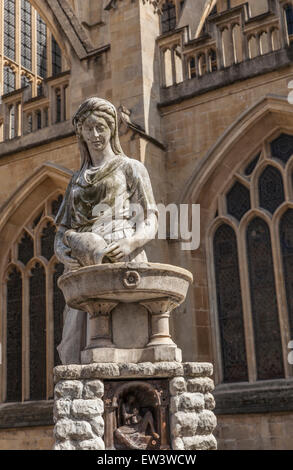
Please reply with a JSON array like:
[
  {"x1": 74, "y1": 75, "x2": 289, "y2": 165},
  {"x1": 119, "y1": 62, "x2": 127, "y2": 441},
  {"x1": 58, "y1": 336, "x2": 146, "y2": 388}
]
[
  {"x1": 141, "y1": 298, "x2": 177, "y2": 347},
  {"x1": 83, "y1": 300, "x2": 118, "y2": 349}
]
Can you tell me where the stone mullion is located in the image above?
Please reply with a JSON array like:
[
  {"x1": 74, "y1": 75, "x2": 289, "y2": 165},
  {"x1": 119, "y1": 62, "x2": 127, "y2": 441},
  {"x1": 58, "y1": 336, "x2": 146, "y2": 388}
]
[
  {"x1": 237, "y1": 223, "x2": 258, "y2": 383},
  {"x1": 270, "y1": 213, "x2": 292, "y2": 379}
]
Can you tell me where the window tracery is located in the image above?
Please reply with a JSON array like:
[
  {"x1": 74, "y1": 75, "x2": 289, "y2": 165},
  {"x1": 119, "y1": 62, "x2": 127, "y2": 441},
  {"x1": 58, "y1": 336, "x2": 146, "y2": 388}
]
[
  {"x1": 1, "y1": 192, "x2": 65, "y2": 402},
  {"x1": 212, "y1": 133, "x2": 293, "y2": 383}
]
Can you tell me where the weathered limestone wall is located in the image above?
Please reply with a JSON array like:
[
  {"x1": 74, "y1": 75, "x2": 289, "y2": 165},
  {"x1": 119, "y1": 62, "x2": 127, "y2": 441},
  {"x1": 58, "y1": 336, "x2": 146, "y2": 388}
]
[
  {"x1": 216, "y1": 412, "x2": 293, "y2": 450},
  {"x1": 0, "y1": 135, "x2": 78, "y2": 207},
  {"x1": 163, "y1": 70, "x2": 292, "y2": 205},
  {"x1": 53, "y1": 362, "x2": 217, "y2": 451},
  {"x1": 0, "y1": 426, "x2": 53, "y2": 450}
]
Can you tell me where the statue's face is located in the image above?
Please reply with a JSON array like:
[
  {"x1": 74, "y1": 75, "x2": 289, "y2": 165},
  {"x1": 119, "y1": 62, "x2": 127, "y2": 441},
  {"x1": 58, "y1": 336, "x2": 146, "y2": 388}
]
[{"x1": 81, "y1": 114, "x2": 112, "y2": 152}]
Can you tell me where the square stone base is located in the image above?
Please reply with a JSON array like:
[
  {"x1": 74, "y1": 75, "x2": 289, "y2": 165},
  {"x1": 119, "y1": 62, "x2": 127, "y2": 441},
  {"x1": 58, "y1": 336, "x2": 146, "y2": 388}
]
[
  {"x1": 81, "y1": 346, "x2": 182, "y2": 364},
  {"x1": 53, "y1": 362, "x2": 217, "y2": 451}
]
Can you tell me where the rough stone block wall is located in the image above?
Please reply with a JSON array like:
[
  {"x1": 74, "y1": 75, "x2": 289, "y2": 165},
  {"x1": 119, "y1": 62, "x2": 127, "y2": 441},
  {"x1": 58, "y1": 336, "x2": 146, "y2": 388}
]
[
  {"x1": 169, "y1": 367, "x2": 217, "y2": 450},
  {"x1": 54, "y1": 379, "x2": 105, "y2": 450},
  {"x1": 53, "y1": 361, "x2": 217, "y2": 450}
]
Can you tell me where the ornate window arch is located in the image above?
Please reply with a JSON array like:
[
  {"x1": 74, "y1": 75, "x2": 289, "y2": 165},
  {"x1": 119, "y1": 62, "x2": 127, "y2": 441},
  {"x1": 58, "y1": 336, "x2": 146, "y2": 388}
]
[
  {"x1": 210, "y1": 133, "x2": 293, "y2": 384},
  {"x1": 2, "y1": 191, "x2": 65, "y2": 403}
]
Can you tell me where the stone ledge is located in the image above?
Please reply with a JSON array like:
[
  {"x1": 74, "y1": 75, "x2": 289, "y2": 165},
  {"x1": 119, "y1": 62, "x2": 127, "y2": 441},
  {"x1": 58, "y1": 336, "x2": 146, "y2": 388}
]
[
  {"x1": 215, "y1": 379, "x2": 293, "y2": 415},
  {"x1": 0, "y1": 121, "x2": 75, "y2": 159},
  {"x1": 54, "y1": 362, "x2": 213, "y2": 382},
  {"x1": 0, "y1": 400, "x2": 53, "y2": 429},
  {"x1": 159, "y1": 46, "x2": 293, "y2": 109}
]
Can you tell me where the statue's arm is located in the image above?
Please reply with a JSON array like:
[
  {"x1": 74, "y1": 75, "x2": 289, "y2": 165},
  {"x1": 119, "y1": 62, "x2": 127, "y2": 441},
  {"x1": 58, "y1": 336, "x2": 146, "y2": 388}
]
[{"x1": 55, "y1": 224, "x2": 81, "y2": 270}]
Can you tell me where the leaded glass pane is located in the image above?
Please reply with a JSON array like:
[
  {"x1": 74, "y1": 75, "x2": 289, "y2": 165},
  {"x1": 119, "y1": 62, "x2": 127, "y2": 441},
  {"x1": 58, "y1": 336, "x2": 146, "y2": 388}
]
[
  {"x1": 37, "y1": 14, "x2": 47, "y2": 78},
  {"x1": 51, "y1": 195, "x2": 63, "y2": 217},
  {"x1": 214, "y1": 224, "x2": 248, "y2": 383},
  {"x1": 4, "y1": 0, "x2": 16, "y2": 61},
  {"x1": 280, "y1": 209, "x2": 293, "y2": 340},
  {"x1": 37, "y1": 83, "x2": 43, "y2": 97},
  {"x1": 227, "y1": 182, "x2": 251, "y2": 221},
  {"x1": 286, "y1": 5, "x2": 293, "y2": 35},
  {"x1": 41, "y1": 222, "x2": 56, "y2": 260},
  {"x1": 36, "y1": 110, "x2": 42, "y2": 130},
  {"x1": 26, "y1": 113, "x2": 32, "y2": 134},
  {"x1": 247, "y1": 217, "x2": 284, "y2": 380},
  {"x1": 244, "y1": 153, "x2": 261, "y2": 176},
  {"x1": 21, "y1": 0, "x2": 32, "y2": 70},
  {"x1": 6, "y1": 267, "x2": 22, "y2": 402},
  {"x1": 161, "y1": 1, "x2": 176, "y2": 33},
  {"x1": 56, "y1": 89, "x2": 61, "y2": 123},
  {"x1": 32, "y1": 210, "x2": 43, "y2": 228},
  {"x1": 29, "y1": 263, "x2": 46, "y2": 400},
  {"x1": 52, "y1": 36, "x2": 62, "y2": 76},
  {"x1": 53, "y1": 263, "x2": 65, "y2": 367},
  {"x1": 18, "y1": 232, "x2": 34, "y2": 265},
  {"x1": 258, "y1": 166, "x2": 285, "y2": 214},
  {"x1": 44, "y1": 108, "x2": 48, "y2": 127},
  {"x1": 271, "y1": 133, "x2": 293, "y2": 164},
  {"x1": 4, "y1": 66, "x2": 15, "y2": 94}
]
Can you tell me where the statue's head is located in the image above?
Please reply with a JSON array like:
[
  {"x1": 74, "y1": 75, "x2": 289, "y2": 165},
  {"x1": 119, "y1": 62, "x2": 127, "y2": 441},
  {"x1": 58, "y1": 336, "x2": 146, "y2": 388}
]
[{"x1": 72, "y1": 97, "x2": 123, "y2": 166}]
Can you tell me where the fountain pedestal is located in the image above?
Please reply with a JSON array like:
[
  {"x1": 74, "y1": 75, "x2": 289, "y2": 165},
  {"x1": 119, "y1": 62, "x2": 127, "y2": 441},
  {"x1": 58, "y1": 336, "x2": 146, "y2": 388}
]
[
  {"x1": 58, "y1": 263, "x2": 192, "y2": 364},
  {"x1": 53, "y1": 263, "x2": 217, "y2": 450}
]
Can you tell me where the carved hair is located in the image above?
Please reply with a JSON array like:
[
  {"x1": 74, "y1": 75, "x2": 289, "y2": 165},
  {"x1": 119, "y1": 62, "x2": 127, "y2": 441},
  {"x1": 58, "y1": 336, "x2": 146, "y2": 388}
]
[{"x1": 72, "y1": 97, "x2": 124, "y2": 169}]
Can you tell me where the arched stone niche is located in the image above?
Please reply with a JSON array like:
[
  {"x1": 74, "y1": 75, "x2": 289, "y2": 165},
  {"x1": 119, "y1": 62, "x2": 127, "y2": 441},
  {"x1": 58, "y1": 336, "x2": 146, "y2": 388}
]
[{"x1": 103, "y1": 380, "x2": 170, "y2": 450}]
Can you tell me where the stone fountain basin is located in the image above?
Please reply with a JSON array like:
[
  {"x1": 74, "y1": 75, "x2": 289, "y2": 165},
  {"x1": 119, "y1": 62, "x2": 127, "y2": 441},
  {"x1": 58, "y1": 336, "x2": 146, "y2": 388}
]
[{"x1": 58, "y1": 262, "x2": 193, "y2": 311}]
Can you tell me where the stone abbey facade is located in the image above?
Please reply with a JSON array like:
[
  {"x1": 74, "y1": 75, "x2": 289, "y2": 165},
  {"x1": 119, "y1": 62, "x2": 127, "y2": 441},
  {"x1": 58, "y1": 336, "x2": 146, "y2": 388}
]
[{"x1": 0, "y1": 0, "x2": 293, "y2": 450}]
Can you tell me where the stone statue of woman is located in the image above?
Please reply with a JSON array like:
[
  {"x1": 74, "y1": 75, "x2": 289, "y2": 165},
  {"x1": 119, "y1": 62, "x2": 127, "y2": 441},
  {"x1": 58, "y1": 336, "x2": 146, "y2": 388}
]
[{"x1": 54, "y1": 97, "x2": 158, "y2": 364}]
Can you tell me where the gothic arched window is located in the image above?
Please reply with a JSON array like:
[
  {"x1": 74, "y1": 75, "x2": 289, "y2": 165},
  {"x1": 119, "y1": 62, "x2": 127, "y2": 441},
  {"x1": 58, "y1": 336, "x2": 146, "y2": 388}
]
[
  {"x1": 21, "y1": 0, "x2": 32, "y2": 70},
  {"x1": 247, "y1": 218, "x2": 284, "y2": 380},
  {"x1": 1, "y1": 192, "x2": 65, "y2": 403},
  {"x1": 4, "y1": 0, "x2": 16, "y2": 61},
  {"x1": 212, "y1": 133, "x2": 293, "y2": 384},
  {"x1": 161, "y1": 0, "x2": 177, "y2": 34},
  {"x1": 280, "y1": 209, "x2": 293, "y2": 340},
  {"x1": 37, "y1": 13, "x2": 47, "y2": 79},
  {"x1": 214, "y1": 225, "x2": 248, "y2": 383},
  {"x1": 0, "y1": 0, "x2": 63, "y2": 97},
  {"x1": 6, "y1": 267, "x2": 22, "y2": 402},
  {"x1": 29, "y1": 263, "x2": 46, "y2": 400}
]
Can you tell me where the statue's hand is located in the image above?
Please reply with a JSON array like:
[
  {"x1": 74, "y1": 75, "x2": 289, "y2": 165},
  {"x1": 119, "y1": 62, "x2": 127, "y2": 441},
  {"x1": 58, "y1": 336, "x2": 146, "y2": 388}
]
[{"x1": 106, "y1": 239, "x2": 134, "y2": 262}]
